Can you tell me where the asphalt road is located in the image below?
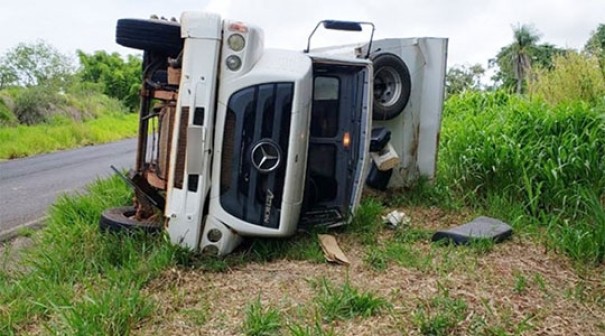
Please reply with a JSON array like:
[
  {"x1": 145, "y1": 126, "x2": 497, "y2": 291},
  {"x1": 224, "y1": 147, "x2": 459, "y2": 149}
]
[{"x1": 0, "y1": 139, "x2": 136, "y2": 237}]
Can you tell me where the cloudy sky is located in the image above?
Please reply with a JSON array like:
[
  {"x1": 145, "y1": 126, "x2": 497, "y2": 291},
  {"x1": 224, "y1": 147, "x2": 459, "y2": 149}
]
[{"x1": 1, "y1": 0, "x2": 602, "y2": 70}]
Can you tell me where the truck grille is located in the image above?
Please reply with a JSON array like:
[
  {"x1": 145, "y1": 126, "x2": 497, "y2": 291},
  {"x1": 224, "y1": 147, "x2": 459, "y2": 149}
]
[{"x1": 220, "y1": 83, "x2": 293, "y2": 228}]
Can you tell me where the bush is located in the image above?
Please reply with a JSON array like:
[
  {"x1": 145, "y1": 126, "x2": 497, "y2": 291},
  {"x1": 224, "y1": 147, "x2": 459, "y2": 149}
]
[
  {"x1": 13, "y1": 85, "x2": 64, "y2": 125},
  {"x1": 529, "y1": 52, "x2": 605, "y2": 105},
  {"x1": 0, "y1": 95, "x2": 16, "y2": 125},
  {"x1": 77, "y1": 51, "x2": 142, "y2": 111}
]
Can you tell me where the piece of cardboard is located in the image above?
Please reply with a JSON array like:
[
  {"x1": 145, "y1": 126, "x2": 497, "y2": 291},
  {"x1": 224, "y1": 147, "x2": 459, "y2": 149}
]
[{"x1": 318, "y1": 234, "x2": 350, "y2": 265}]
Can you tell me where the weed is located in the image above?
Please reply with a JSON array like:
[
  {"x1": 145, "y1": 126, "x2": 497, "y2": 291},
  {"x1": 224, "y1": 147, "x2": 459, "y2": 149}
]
[
  {"x1": 15, "y1": 227, "x2": 36, "y2": 238},
  {"x1": 393, "y1": 226, "x2": 434, "y2": 244},
  {"x1": 45, "y1": 283, "x2": 155, "y2": 335},
  {"x1": 365, "y1": 240, "x2": 433, "y2": 272},
  {"x1": 467, "y1": 238, "x2": 496, "y2": 255},
  {"x1": 513, "y1": 271, "x2": 528, "y2": 294},
  {"x1": 347, "y1": 198, "x2": 384, "y2": 245},
  {"x1": 288, "y1": 320, "x2": 336, "y2": 336},
  {"x1": 312, "y1": 277, "x2": 389, "y2": 322},
  {"x1": 413, "y1": 285, "x2": 468, "y2": 336},
  {"x1": 533, "y1": 273, "x2": 548, "y2": 295},
  {"x1": 182, "y1": 306, "x2": 209, "y2": 326},
  {"x1": 389, "y1": 177, "x2": 458, "y2": 209},
  {"x1": 243, "y1": 297, "x2": 282, "y2": 336},
  {"x1": 246, "y1": 231, "x2": 325, "y2": 264},
  {"x1": 529, "y1": 52, "x2": 605, "y2": 105}
]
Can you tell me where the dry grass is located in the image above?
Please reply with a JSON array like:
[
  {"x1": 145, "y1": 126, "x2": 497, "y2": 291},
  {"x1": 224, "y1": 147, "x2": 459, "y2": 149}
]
[{"x1": 134, "y1": 206, "x2": 605, "y2": 336}]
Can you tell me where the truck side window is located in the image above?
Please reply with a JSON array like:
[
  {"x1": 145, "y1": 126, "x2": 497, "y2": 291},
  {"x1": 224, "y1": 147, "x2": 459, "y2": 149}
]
[{"x1": 312, "y1": 76, "x2": 339, "y2": 138}]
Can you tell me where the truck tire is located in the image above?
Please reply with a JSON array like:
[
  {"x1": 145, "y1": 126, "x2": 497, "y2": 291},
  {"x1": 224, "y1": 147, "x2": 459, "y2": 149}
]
[
  {"x1": 116, "y1": 19, "x2": 183, "y2": 57},
  {"x1": 372, "y1": 53, "x2": 411, "y2": 121},
  {"x1": 99, "y1": 206, "x2": 162, "y2": 234}
]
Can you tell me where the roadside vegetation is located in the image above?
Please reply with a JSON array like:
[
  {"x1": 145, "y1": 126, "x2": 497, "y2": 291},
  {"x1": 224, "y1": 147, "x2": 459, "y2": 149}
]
[
  {"x1": 0, "y1": 41, "x2": 142, "y2": 160},
  {"x1": 1, "y1": 23, "x2": 604, "y2": 336}
]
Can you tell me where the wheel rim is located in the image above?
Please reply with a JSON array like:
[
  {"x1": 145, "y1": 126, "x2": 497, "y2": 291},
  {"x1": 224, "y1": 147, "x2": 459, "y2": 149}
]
[{"x1": 374, "y1": 66, "x2": 403, "y2": 108}]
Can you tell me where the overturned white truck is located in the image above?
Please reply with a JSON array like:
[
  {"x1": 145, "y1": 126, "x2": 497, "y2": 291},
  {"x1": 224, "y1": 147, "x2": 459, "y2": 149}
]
[{"x1": 100, "y1": 12, "x2": 448, "y2": 256}]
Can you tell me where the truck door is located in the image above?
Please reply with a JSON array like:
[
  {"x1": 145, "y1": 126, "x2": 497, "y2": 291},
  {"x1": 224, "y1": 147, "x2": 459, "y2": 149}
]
[{"x1": 301, "y1": 62, "x2": 370, "y2": 227}]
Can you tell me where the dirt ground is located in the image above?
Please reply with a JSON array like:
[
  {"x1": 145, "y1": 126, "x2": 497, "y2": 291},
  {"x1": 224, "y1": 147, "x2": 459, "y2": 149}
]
[{"x1": 135, "y1": 207, "x2": 605, "y2": 336}]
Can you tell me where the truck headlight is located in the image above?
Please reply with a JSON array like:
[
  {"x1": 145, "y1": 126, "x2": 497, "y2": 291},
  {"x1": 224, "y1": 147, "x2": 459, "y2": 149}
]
[
  {"x1": 227, "y1": 34, "x2": 245, "y2": 51},
  {"x1": 226, "y1": 55, "x2": 242, "y2": 71}
]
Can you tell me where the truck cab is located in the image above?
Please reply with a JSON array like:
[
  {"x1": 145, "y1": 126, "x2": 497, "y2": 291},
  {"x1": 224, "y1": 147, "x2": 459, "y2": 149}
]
[{"x1": 103, "y1": 11, "x2": 447, "y2": 256}]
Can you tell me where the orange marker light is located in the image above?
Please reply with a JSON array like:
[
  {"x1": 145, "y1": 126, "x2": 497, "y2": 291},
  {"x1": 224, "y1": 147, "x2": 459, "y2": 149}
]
[
  {"x1": 343, "y1": 132, "x2": 351, "y2": 149},
  {"x1": 228, "y1": 22, "x2": 248, "y2": 33}
]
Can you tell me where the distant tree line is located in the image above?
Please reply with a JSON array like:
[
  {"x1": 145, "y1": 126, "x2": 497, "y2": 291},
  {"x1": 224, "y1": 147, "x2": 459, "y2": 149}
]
[
  {"x1": 446, "y1": 23, "x2": 605, "y2": 96},
  {"x1": 0, "y1": 40, "x2": 142, "y2": 111}
]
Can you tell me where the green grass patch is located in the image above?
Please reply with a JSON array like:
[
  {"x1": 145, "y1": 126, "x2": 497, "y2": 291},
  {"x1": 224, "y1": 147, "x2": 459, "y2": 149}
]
[
  {"x1": 439, "y1": 91, "x2": 605, "y2": 264},
  {"x1": 311, "y1": 277, "x2": 389, "y2": 322},
  {"x1": 287, "y1": 321, "x2": 337, "y2": 336},
  {"x1": 0, "y1": 113, "x2": 138, "y2": 159},
  {"x1": 346, "y1": 197, "x2": 384, "y2": 245},
  {"x1": 413, "y1": 284, "x2": 468, "y2": 336},
  {"x1": 243, "y1": 297, "x2": 282, "y2": 336},
  {"x1": 0, "y1": 174, "x2": 336, "y2": 334},
  {"x1": 0, "y1": 176, "x2": 181, "y2": 335}
]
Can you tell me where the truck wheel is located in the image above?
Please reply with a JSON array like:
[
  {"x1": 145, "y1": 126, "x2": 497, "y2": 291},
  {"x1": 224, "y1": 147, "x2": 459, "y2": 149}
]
[
  {"x1": 116, "y1": 19, "x2": 183, "y2": 57},
  {"x1": 99, "y1": 206, "x2": 162, "y2": 234},
  {"x1": 372, "y1": 53, "x2": 411, "y2": 121}
]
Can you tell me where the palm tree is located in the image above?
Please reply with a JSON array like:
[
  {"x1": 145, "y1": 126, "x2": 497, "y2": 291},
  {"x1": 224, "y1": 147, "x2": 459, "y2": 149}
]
[
  {"x1": 510, "y1": 24, "x2": 541, "y2": 94},
  {"x1": 490, "y1": 24, "x2": 542, "y2": 94}
]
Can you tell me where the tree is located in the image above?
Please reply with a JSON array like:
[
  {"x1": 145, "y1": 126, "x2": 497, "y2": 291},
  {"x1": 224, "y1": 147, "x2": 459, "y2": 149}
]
[
  {"x1": 1, "y1": 40, "x2": 74, "y2": 87},
  {"x1": 584, "y1": 24, "x2": 605, "y2": 79},
  {"x1": 77, "y1": 51, "x2": 142, "y2": 110},
  {"x1": 584, "y1": 24, "x2": 605, "y2": 56},
  {"x1": 446, "y1": 63, "x2": 485, "y2": 95},
  {"x1": 490, "y1": 24, "x2": 566, "y2": 94},
  {"x1": 0, "y1": 61, "x2": 18, "y2": 89},
  {"x1": 490, "y1": 24, "x2": 541, "y2": 93}
]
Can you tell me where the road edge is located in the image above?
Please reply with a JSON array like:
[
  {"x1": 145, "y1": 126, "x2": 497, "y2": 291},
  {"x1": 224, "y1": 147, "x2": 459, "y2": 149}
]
[{"x1": 0, "y1": 216, "x2": 48, "y2": 242}]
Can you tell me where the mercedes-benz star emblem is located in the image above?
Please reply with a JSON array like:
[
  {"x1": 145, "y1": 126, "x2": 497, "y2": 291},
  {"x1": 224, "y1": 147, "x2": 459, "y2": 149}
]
[{"x1": 251, "y1": 140, "x2": 281, "y2": 173}]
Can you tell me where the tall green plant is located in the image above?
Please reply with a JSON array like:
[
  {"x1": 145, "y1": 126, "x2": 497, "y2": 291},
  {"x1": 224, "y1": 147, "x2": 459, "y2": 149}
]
[
  {"x1": 441, "y1": 91, "x2": 605, "y2": 263},
  {"x1": 529, "y1": 52, "x2": 605, "y2": 105},
  {"x1": 490, "y1": 24, "x2": 566, "y2": 93},
  {"x1": 77, "y1": 51, "x2": 142, "y2": 111}
]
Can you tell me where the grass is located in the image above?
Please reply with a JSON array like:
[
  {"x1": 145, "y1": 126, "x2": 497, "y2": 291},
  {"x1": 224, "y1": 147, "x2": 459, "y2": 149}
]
[
  {"x1": 243, "y1": 297, "x2": 282, "y2": 336},
  {"x1": 441, "y1": 91, "x2": 605, "y2": 264},
  {"x1": 2, "y1": 83, "x2": 604, "y2": 334},
  {"x1": 287, "y1": 322, "x2": 336, "y2": 336},
  {"x1": 311, "y1": 277, "x2": 390, "y2": 322},
  {"x1": 413, "y1": 285, "x2": 468, "y2": 336},
  {"x1": 0, "y1": 113, "x2": 138, "y2": 159},
  {"x1": 0, "y1": 85, "x2": 138, "y2": 160},
  {"x1": 0, "y1": 175, "x2": 180, "y2": 335},
  {"x1": 2, "y1": 175, "x2": 603, "y2": 334}
]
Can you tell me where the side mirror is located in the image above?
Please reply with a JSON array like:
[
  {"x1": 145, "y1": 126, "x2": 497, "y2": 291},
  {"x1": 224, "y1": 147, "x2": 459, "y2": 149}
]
[
  {"x1": 323, "y1": 20, "x2": 362, "y2": 31},
  {"x1": 304, "y1": 20, "x2": 375, "y2": 58}
]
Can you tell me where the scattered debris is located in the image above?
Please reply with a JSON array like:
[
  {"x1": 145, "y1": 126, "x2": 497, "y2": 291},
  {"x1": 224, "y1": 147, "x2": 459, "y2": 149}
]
[
  {"x1": 382, "y1": 210, "x2": 411, "y2": 229},
  {"x1": 318, "y1": 234, "x2": 350, "y2": 265},
  {"x1": 370, "y1": 142, "x2": 400, "y2": 171},
  {"x1": 432, "y1": 216, "x2": 513, "y2": 244}
]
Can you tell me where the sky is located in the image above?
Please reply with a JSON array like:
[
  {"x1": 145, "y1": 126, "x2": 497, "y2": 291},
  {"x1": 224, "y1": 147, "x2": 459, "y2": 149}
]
[{"x1": 1, "y1": 0, "x2": 602, "y2": 71}]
